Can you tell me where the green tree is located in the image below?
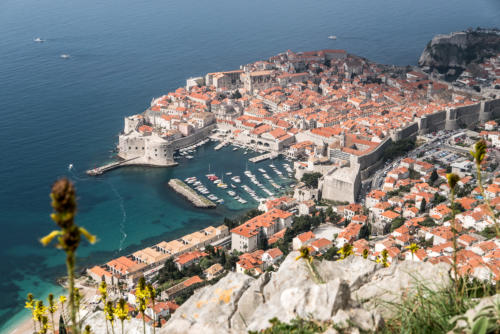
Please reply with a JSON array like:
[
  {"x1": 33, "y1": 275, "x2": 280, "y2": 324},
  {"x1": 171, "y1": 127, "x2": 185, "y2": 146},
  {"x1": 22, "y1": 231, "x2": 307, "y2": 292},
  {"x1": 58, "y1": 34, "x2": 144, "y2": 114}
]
[
  {"x1": 301, "y1": 172, "x2": 322, "y2": 188},
  {"x1": 420, "y1": 198, "x2": 427, "y2": 213},
  {"x1": 391, "y1": 217, "x2": 405, "y2": 231},
  {"x1": 430, "y1": 169, "x2": 438, "y2": 183},
  {"x1": 59, "y1": 315, "x2": 67, "y2": 334}
]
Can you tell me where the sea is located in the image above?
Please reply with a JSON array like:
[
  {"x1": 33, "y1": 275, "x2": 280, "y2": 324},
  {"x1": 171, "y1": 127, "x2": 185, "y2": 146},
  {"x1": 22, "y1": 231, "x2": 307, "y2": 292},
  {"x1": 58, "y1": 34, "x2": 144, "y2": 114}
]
[{"x1": 1, "y1": 0, "x2": 499, "y2": 332}]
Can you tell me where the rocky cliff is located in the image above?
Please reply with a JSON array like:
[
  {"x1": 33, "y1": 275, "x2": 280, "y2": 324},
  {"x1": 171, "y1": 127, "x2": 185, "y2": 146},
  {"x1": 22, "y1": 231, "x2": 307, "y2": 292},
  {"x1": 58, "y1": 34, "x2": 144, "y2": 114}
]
[
  {"x1": 159, "y1": 252, "x2": 451, "y2": 333},
  {"x1": 418, "y1": 29, "x2": 500, "y2": 78}
]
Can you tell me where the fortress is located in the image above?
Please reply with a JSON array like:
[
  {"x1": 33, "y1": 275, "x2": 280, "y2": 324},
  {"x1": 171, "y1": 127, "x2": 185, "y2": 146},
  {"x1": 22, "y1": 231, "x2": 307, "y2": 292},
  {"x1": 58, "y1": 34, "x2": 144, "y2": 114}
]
[{"x1": 118, "y1": 113, "x2": 216, "y2": 166}]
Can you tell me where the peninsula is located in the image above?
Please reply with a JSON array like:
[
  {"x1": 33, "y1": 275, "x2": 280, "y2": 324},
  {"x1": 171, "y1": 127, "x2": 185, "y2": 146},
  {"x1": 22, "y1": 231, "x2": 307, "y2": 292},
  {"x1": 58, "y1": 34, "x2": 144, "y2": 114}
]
[{"x1": 71, "y1": 30, "x2": 500, "y2": 333}]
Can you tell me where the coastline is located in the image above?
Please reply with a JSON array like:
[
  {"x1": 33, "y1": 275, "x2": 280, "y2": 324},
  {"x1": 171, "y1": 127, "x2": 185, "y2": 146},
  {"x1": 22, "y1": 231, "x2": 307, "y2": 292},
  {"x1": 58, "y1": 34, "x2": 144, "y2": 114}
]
[{"x1": 7, "y1": 279, "x2": 96, "y2": 334}]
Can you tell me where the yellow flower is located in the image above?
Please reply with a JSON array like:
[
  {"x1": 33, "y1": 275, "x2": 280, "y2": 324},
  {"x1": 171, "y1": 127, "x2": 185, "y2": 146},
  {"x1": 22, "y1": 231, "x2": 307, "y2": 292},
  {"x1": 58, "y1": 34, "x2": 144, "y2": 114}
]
[
  {"x1": 405, "y1": 243, "x2": 419, "y2": 254},
  {"x1": 59, "y1": 295, "x2": 66, "y2": 304},
  {"x1": 47, "y1": 294, "x2": 57, "y2": 314},
  {"x1": 470, "y1": 140, "x2": 487, "y2": 165},
  {"x1": 25, "y1": 293, "x2": 34, "y2": 310},
  {"x1": 79, "y1": 227, "x2": 97, "y2": 244},
  {"x1": 115, "y1": 299, "x2": 131, "y2": 322},
  {"x1": 295, "y1": 246, "x2": 312, "y2": 263},
  {"x1": 40, "y1": 230, "x2": 61, "y2": 246},
  {"x1": 104, "y1": 301, "x2": 115, "y2": 323},
  {"x1": 337, "y1": 243, "x2": 353, "y2": 260},
  {"x1": 83, "y1": 325, "x2": 92, "y2": 334},
  {"x1": 362, "y1": 249, "x2": 369, "y2": 259},
  {"x1": 446, "y1": 173, "x2": 460, "y2": 189}
]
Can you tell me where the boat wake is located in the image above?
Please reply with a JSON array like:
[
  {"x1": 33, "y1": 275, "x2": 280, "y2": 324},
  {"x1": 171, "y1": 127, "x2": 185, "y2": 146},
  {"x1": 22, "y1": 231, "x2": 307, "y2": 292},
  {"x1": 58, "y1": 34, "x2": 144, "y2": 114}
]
[
  {"x1": 107, "y1": 182, "x2": 127, "y2": 251},
  {"x1": 67, "y1": 164, "x2": 128, "y2": 251}
]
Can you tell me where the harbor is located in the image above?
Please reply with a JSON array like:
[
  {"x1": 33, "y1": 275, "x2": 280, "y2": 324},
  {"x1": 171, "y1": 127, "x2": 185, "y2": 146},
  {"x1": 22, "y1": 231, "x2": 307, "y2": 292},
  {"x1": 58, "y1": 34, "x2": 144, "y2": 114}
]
[{"x1": 172, "y1": 141, "x2": 296, "y2": 210}]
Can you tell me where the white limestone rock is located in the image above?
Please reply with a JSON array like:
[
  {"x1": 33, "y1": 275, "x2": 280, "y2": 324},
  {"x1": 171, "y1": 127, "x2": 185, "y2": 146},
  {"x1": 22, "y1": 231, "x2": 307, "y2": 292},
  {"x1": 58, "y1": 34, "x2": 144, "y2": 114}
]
[
  {"x1": 160, "y1": 272, "x2": 254, "y2": 334},
  {"x1": 353, "y1": 259, "x2": 451, "y2": 315}
]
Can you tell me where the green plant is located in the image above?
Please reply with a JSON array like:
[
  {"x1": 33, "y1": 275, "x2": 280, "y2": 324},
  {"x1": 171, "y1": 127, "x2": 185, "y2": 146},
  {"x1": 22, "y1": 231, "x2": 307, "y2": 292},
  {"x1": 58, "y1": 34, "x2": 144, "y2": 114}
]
[
  {"x1": 135, "y1": 277, "x2": 148, "y2": 334},
  {"x1": 383, "y1": 279, "x2": 476, "y2": 334},
  {"x1": 104, "y1": 301, "x2": 116, "y2": 334},
  {"x1": 47, "y1": 294, "x2": 57, "y2": 334},
  {"x1": 337, "y1": 243, "x2": 353, "y2": 260},
  {"x1": 40, "y1": 178, "x2": 96, "y2": 334},
  {"x1": 25, "y1": 293, "x2": 37, "y2": 333},
  {"x1": 405, "y1": 243, "x2": 419, "y2": 260},
  {"x1": 450, "y1": 298, "x2": 500, "y2": 334},
  {"x1": 248, "y1": 317, "x2": 329, "y2": 334},
  {"x1": 146, "y1": 284, "x2": 157, "y2": 334},
  {"x1": 447, "y1": 172, "x2": 461, "y2": 301},
  {"x1": 98, "y1": 281, "x2": 109, "y2": 334},
  {"x1": 295, "y1": 246, "x2": 324, "y2": 284},
  {"x1": 470, "y1": 140, "x2": 499, "y2": 238},
  {"x1": 115, "y1": 299, "x2": 131, "y2": 334}
]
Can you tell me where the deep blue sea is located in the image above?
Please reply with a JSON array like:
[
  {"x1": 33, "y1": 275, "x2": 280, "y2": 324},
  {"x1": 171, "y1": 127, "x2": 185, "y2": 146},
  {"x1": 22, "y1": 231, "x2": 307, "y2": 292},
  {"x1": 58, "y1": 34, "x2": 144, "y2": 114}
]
[{"x1": 1, "y1": 0, "x2": 499, "y2": 332}]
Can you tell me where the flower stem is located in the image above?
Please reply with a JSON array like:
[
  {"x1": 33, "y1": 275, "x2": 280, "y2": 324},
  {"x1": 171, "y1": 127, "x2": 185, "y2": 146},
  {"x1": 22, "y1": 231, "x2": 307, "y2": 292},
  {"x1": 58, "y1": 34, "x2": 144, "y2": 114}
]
[
  {"x1": 476, "y1": 163, "x2": 500, "y2": 238},
  {"x1": 66, "y1": 252, "x2": 78, "y2": 334}
]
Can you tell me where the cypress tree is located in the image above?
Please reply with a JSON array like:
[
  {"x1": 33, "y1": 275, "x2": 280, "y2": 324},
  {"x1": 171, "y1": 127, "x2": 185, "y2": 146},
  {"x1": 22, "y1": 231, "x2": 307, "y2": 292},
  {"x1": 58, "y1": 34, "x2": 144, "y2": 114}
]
[{"x1": 59, "y1": 315, "x2": 67, "y2": 334}]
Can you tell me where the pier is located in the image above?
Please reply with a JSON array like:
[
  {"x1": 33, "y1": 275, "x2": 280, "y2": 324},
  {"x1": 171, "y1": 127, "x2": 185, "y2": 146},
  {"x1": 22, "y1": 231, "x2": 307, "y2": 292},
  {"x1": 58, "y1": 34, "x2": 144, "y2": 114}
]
[
  {"x1": 249, "y1": 152, "x2": 278, "y2": 163},
  {"x1": 86, "y1": 157, "x2": 140, "y2": 176},
  {"x1": 214, "y1": 141, "x2": 228, "y2": 151},
  {"x1": 168, "y1": 178, "x2": 216, "y2": 208}
]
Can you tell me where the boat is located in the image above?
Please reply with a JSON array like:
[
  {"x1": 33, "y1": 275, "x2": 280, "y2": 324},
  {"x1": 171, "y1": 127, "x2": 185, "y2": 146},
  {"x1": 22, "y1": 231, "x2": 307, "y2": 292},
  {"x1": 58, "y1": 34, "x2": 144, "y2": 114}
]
[
  {"x1": 33, "y1": 37, "x2": 45, "y2": 43},
  {"x1": 68, "y1": 163, "x2": 73, "y2": 171},
  {"x1": 226, "y1": 172, "x2": 232, "y2": 176},
  {"x1": 230, "y1": 184, "x2": 237, "y2": 189},
  {"x1": 60, "y1": 54, "x2": 70, "y2": 59},
  {"x1": 185, "y1": 155, "x2": 193, "y2": 159},
  {"x1": 232, "y1": 147, "x2": 238, "y2": 151},
  {"x1": 328, "y1": 35, "x2": 337, "y2": 40}
]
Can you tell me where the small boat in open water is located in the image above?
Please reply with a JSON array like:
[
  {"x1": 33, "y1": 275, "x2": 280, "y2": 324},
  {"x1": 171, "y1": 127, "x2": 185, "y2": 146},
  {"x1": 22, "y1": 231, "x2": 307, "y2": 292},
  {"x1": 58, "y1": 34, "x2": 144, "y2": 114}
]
[
  {"x1": 60, "y1": 54, "x2": 71, "y2": 59},
  {"x1": 328, "y1": 35, "x2": 337, "y2": 40}
]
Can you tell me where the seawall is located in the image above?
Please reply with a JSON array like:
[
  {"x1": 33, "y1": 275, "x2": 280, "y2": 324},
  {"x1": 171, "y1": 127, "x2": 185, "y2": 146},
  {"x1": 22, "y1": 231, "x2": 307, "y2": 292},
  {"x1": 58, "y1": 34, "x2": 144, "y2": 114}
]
[{"x1": 168, "y1": 178, "x2": 216, "y2": 208}]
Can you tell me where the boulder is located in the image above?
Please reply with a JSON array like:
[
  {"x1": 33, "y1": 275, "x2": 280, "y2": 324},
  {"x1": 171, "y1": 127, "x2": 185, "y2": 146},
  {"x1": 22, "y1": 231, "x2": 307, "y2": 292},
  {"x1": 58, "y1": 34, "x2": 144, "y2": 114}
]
[
  {"x1": 353, "y1": 259, "x2": 451, "y2": 315},
  {"x1": 160, "y1": 273, "x2": 254, "y2": 334}
]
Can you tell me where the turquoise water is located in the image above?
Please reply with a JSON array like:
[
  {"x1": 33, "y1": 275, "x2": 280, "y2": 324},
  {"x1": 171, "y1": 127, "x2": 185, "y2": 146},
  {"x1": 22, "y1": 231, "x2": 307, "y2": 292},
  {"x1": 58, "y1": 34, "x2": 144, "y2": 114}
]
[{"x1": 1, "y1": 0, "x2": 500, "y2": 332}]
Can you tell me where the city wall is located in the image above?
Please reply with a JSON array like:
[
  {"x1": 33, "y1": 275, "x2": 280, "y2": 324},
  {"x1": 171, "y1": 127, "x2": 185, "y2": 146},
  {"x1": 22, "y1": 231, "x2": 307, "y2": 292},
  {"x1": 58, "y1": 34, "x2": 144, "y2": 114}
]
[{"x1": 170, "y1": 124, "x2": 217, "y2": 150}]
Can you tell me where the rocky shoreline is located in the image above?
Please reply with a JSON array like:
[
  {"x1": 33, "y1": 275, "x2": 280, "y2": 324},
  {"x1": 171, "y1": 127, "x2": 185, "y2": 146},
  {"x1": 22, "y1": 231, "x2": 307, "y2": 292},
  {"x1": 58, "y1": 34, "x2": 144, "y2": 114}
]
[
  {"x1": 418, "y1": 28, "x2": 500, "y2": 79},
  {"x1": 168, "y1": 178, "x2": 216, "y2": 208}
]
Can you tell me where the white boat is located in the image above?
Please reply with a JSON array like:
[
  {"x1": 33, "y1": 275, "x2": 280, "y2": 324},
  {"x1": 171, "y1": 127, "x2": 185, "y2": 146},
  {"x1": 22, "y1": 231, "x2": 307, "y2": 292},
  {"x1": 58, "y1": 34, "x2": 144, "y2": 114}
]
[
  {"x1": 68, "y1": 163, "x2": 73, "y2": 171},
  {"x1": 328, "y1": 35, "x2": 337, "y2": 40},
  {"x1": 60, "y1": 54, "x2": 70, "y2": 59},
  {"x1": 230, "y1": 184, "x2": 237, "y2": 189},
  {"x1": 226, "y1": 172, "x2": 232, "y2": 176},
  {"x1": 33, "y1": 37, "x2": 45, "y2": 43},
  {"x1": 258, "y1": 168, "x2": 266, "y2": 173},
  {"x1": 185, "y1": 155, "x2": 193, "y2": 159}
]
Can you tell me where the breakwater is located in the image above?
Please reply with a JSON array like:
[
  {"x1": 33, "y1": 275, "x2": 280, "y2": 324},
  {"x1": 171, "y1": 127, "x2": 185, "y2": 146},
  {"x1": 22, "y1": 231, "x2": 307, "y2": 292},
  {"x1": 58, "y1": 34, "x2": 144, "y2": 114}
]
[{"x1": 168, "y1": 178, "x2": 216, "y2": 208}]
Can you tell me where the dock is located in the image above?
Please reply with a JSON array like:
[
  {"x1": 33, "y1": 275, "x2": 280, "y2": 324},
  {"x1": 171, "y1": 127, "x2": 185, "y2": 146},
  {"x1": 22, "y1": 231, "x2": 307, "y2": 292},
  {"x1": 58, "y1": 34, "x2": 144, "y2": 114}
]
[
  {"x1": 86, "y1": 157, "x2": 140, "y2": 176},
  {"x1": 249, "y1": 152, "x2": 278, "y2": 163},
  {"x1": 214, "y1": 141, "x2": 228, "y2": 151},
  {"x1": 168, "y1": 179, "x2": 216, "y2": 208}
]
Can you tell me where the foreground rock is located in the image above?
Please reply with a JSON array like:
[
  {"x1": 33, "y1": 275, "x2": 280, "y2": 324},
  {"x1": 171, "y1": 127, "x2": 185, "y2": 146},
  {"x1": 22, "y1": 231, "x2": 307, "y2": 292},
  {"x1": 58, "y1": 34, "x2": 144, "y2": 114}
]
[{"x1": 160, "y1": 252, "x2": 452, "y2": 333}]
